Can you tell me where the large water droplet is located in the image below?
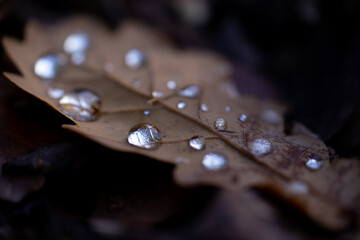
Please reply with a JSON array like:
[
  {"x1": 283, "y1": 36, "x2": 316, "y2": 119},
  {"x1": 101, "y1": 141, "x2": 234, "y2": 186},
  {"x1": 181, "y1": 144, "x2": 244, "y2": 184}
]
[
  {"x1": 248, "y1": 138, "x2": 272, "y2": 157},
  {"x1": 238, "y1": 114, "x2": 247, "y2": 122},
  {"x1": 177, "y1": 101, "x2": 187, "y2": 109},
  {"x1": 178, "y1": 85, "x2": 200, "y2": 98},
  {"x1": 125, "y1": 49, "x2": 146, "y2": 69},
  {"x1": 200, "y1": 104, "x2": 209, "y2": 112},
  {"x1": 214, "y1": 118, "x2": 227, "y2": 130},
  {"x1": 34, "y1": 53, "x2": 67, "y2": 80},
  {"x1": 189, "y1": 136, "x2": 206, "y2": 150},
  {"x1": 63, "y1": 33, "x2": 90, "y2": 54},
  {"x1": 202, "y1": 152, "x2": 227, "y2": 171},
  {"x1": 47, "y1": 88, "x2": 65, "y2": 99},
  {"x1": 306, "y1": 158, "x2": 323, "y2": 170},
  {"x1": 59, "y1": 89, "x2": 101, "y2": 121},
  {"x1": 127, "y1": 123, "x2": 162, "y2": 150},
  {"x1": 167, "y1": 80, "x2": 177, "y2": 90}
]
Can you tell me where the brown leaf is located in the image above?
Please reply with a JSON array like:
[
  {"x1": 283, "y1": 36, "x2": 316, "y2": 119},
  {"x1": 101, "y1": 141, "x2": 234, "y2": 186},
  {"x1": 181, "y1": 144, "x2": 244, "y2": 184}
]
[{"x1": 2, "y1": 16, "x2": 360, "y2": 230}]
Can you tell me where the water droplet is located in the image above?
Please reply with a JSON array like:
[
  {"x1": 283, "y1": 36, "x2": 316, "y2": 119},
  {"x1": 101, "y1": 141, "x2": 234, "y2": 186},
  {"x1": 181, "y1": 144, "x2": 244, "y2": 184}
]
[
  {"x1": 63, "y1": 33, "x2": 90, "y2": 54},
  {"x1": 143, "y1": 110, "x2": 152, "y2": 115},
  {"x1": 261, "y1": 109, "x2": 281, "y2": 124},
  {"x1": 248, "y1": 138, "x2": 272, "y2": 157},
  {"x1": 127, "y1": 123, "x2": 162, "y2": 150},
  {"x1": 59, "y1": 89, "x2": 101, "y2": 121},
  {"x1": 47, "y1": 88, "x2": 65, "y2": 99},
  {"x1": 225, "y1": 106, "x2": 231, "y2": 112},
  {"x1": 306, "y1": 158, "x2": 323, "y2": 170},
  {"x1": 152, "y1": 91, "x2": 164, "y2": 98},
  {"x1": 178, "y1": 85, "x2": 200, "y2": 98},
  {"x1": 177, "y1": 101, "x2": 187, "y2": 109},
  {"x1": 134, "y1": 80, "x2": 143, "y2": 88},
  {"x1": 238, "y1": 114, "x2": 247, "y2": 122},
  {"x1": 104, "y1": 62, "x2": 114, "y2": 73},
  {"x1": 200, "y1": 104, "x2": 209, "y2": 112},
  {"x1": 125, "y1": 49, "x2": 146, "y2": 69},
  {"x1": 189, "y1": 136, "x2": 206, "y2": 150},
  {"x1": 214, "y1": 118, "x2": 227, "y2": 130},
  {"x1": 34, "y1": 53, "x2": 67, "y2": 80},
  {"x1": 202, "y1": 152, "x2": 227, "y2": 171},
  {"x1": 288, "y1": 181, "x2": 308, "y2": 195},
  {"x1": 71, "y1": 52, "x2": 86, "y2": 65},
  {"x1": 167, "y1": 80, "x2": 177, "y2": 90}
]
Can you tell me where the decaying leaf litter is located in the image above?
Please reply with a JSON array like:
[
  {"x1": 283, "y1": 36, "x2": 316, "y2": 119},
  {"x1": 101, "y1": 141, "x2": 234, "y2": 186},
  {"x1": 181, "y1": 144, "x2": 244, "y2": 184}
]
[{"x1": 2, "y1": 16, "x2": 360, "y2": 230}]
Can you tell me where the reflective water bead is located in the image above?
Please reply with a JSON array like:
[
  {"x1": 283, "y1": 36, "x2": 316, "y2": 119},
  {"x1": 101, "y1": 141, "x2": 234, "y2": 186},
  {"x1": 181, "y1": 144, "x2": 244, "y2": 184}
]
[
  {"x1": 261, "y1": 109, "x2": 281, "y2": 124},
  {"x1": 125, "y1": 49, "x2": 146, "y2": 69},
  {"x1": 225, "y1": 106, "x2": 231, "y2": 112},
  {"x1": 127, "y1": 123, "x2": 162, "y2": 150},
  {"x1": 189, "y1": 136, "x2": 206, "y2": 150},
  {"x1": 178, "y1": 85, "x2": 200, "y2": 98},
  {"x1": 177, "y1": 101, "x2": 187, "y2": 109},
  {"x1": 34, "y1": 53, "x2": 67, "y2": 80},
  {"x1": 167, "y1": 80, "x2": 177, "y2": 90},
  {"x1": 143, "y1": 110, "x2": 152, "y2": 115},
  {"x1": 249, "y1": 138, "x2": 272, "y2": 157},
  {"x1": 214, "y1": 118, "x2": 227, "y2": 130},
  {"x1": 63, "y1": 33, "x2": 90, "y2": 54},
  {"x1": 59, "y1": 89, "x2": 101, "y2": 122},
  {"x1": 306, "y1": 158, "x2": 323, "y2": 170},
  {"x1": 202, "y1": 152, "x2": 227, "y2": 171},
  {"x1": 47, "y1": 88, "x2": 65, "y2": 99},
  {"x1": 152, "y1": 91, "x2": 164, "y2": 98},
  {"x1": 200, "y1": 104, "x2": 209, "y2": 112},
  {"x1": 238, "y1": 114, "x2": 247, "y2": 122}
]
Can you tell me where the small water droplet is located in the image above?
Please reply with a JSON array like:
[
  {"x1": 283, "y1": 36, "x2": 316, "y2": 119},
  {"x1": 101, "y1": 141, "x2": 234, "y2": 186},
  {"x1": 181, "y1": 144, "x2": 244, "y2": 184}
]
[
  {"x1": 202, "y1": 152, "x2": 227, "y2": 171},
  {"x1": 262, "y1": 109, "x2": 281, "y2": 124},
  {"x1": 288, "y1": 181, "x2": 308, "y2": 195},
  {"x1": 71, "y1": 52, "x2": 86, "y2": 65},
  {"x1": 152, "y1": 91, "x2": 164, "y2": 98},
  {"x1": 177, "y1": 101, "x2": 187, "y2": 109},
  {"x1": 127, "y1": 123, "x2": 162, "y2": 150},
  {"x1": 125, "y1": 49, "x2": 146, "y2": 69},
  {"x1": 305, "y1": 158, "x2": 323, "y2": 170},
  {"x1": 189, "y1": 136, "x2": 206, "y2": 150},
  {"x1": 214, "y1": 118, "x2": 227, "y2": 130},
  {"x1": 47, "y1": 88, "x2": 65, "y2": 99},
  {"x1": 143, "y1": 110, "x2": 152, "y2": 115},
  {"x1": 248, "y1": 138, "x2": 272, "y2": 157},
  {"x1": 178, "y1": 85, "x2": 200, "y2": 98},
  {"x1": 238, "y1": 114, "x2": 247, "y2": 122},
  {"x1": 63, "y1": 33, "x2": 90, "y2": 54},
  {"x1": 200, "y1": 104, "x2": 209, "y2": 112},
  {"x1": 167, "y1": 80, "x2": 177, "y2": 90},
  {"x1": 225, "y1": 106, "x2": 231, "y2": 112},
  {"x1": 134, "y1": 80, "x2": 143, "y2": 88},
  {"x1": 104, "y1": 62, "x2": 114, "y2": 73},
  {"x1": 34, "y1": 53, "x2": 67, "y2": 80},
  {"x1": 59, "y1": 89, "x2": 101, "y2": 121}
]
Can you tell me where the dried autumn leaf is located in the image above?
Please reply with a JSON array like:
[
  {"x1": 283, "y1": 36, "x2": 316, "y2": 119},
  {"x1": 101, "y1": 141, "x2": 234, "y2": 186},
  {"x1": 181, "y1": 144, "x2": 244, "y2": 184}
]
[{"x1": 2, "y1": 16, "x2": 360, "y2": 230}]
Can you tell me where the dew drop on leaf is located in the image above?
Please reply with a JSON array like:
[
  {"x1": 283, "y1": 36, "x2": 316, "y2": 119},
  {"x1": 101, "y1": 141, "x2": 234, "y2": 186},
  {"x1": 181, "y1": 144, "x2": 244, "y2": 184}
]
[
  {"x1": 178, "y1": 85, "x2": 200, "y2": 98},
  {"x1": 225, "y1": 106, "x2": 231, "y2": 112},
  {"x1": 200, "y1": 103, "x2": 209, "y2": 112},
  {"x1": 202, "y1": 152, "x2": 228, "y2": 171},
  {"x1": 125, "y1": 49, "x2": 146, "y2": 69},
  {"x1": 214, "y1": 118, "x2": 227, "y2": 130},
  {"x1": 127, "y1": 123, "x2": 162, "y2": 150},
  {"x1": 71, "y1": 52, "x2": 86, "y2": 65},
  {"x1": 189, "y1": 136, "x2": 206, "y2": 150},
  {"x1": 288, "y1": 181, "x2": 309, "y2": 195},
  {"x1": 177, "y1": 101, "x2": 187, "y2": 109},
  {"x1": 152, "y1": 91, "x2": 164, "y2": 98},
  {"x1": 47, "y1": 88, "x2": 65, "y2": 99},
  {"x1": 63, "y1": 33, "x2": 90, "y2": 54},
  {"x1": 306, "y1": 158, "x2": 323, "y2": 170},
  {"x1": 238, "y1": 114, "x2": 247, "y2": 122},
  {"x1": 59, "y1": 89, "x2": 101, "y2": 121},
  {"x1": 167, "y1": 80, "x2": 177, "y2": 90},
  {"x1": 248, "y1": 138, "x2": 272, "y2": 157},
  {"x1": 143, "y1": 110, "x2": 152, "y2": 115},
  {"x1": 34, "y1": 53, "x2": 67, "y2": 80}
]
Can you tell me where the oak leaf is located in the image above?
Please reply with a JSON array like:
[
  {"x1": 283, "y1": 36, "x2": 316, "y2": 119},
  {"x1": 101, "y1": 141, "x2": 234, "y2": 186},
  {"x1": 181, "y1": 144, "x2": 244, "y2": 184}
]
[{"x1": 2, "y1": 16, "x2": 360, "y2": 230}]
